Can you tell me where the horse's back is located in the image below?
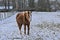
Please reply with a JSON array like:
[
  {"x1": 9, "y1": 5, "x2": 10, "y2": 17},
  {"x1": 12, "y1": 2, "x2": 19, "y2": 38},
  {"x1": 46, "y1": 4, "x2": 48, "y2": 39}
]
[
  {"x1": 16, "y1": 12, "x2": 24, "y2": 19},
  {"x1": 16, "y1": 12, "x2": 25, "y2": 24}
]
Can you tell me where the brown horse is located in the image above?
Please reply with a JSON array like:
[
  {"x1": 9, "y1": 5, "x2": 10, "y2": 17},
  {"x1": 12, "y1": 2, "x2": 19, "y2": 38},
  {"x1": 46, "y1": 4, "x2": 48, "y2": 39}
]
[{"x1": 16, "y1": 11, "x2": 32, "y2": 35}]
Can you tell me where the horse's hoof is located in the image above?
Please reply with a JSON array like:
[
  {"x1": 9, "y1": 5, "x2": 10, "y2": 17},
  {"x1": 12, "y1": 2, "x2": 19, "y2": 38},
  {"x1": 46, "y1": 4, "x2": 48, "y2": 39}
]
[
  {"x1": 24, "y1": 33, "x2": 26, "y2": 35},
  {"x1": 27, "y1": 34, "x2": 29, "y2": 35}
]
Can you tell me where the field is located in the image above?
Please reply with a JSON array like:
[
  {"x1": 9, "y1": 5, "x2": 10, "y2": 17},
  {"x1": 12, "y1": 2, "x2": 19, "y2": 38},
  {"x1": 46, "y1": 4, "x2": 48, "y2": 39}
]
[{"x1": 0, "y1": 12, "x2": 60, "y2": 40}]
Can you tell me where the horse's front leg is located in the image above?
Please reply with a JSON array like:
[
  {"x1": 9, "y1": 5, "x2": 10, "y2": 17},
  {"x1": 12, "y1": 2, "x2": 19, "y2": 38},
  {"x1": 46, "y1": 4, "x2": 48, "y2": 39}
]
[
  {"x1": 18, "y1": 23, "x2": 22, "y2": 34},
  {"x1": 27, "y1": 24, "x2": 30, "y2": 35},
  {"x1": 24, "y1": 24, "x2": 26, "y2": 35}
]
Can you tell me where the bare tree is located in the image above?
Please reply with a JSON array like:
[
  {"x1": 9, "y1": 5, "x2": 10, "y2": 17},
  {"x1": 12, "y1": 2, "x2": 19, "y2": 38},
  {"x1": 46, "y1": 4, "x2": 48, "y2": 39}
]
[
  {"x1": 37, "y1": 0, "x2": 51, "y2": 11},
  {"x1": 12, "y1": 0, "x2": 16, "y2": 10},
  {"x1": 3, "y1": 0, "x2": 7, "y2": 10},
  {"x1": 8, "y1": 0, "x2": 10, "y2": 11},
  {"x1": 15, "y1": 0, "x2": 19, "y2": 10},
  {"x1": 28, "y1": 0, "x2": 34, "y2": 8},
  {"x1": 46, "y1": 0, "x2": 51, "y2": 11}
]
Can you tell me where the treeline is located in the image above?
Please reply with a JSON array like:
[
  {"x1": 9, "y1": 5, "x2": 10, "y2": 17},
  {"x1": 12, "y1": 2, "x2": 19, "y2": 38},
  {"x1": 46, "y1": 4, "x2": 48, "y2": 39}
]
[{"x1": 0, "y1": 0, "x2": 60, "y2": 12}]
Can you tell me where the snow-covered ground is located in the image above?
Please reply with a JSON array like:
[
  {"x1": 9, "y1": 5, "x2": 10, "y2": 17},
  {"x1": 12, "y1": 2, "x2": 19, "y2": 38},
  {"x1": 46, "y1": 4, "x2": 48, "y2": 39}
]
[{"x1": 0, "y1": 12, "x2": 60, "y2": 40}]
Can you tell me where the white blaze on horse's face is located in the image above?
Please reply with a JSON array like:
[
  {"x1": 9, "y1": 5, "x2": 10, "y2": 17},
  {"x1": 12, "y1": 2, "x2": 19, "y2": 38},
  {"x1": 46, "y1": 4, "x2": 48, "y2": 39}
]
[
  {"x1": 29, "y1": 11, "x2": 32, "y2": 21},
  {"x1": 25, "y1": 11, "x2": 30, "y2": 21},
  {"x1": 28, "y1": 11, "x2": 32, "y2": 21}
]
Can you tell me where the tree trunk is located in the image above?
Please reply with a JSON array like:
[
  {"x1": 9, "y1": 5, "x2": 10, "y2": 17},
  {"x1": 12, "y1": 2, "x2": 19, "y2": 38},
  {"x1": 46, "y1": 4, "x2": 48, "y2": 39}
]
[{"x1": 8, "y1": 0, "x2": 10, "y2": 11}]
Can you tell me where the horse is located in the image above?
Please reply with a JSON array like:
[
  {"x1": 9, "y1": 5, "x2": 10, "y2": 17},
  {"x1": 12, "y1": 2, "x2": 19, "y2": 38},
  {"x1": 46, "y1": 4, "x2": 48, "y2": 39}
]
[{"x1": 16, "y1": 11, "x2": 32, "y2": 35}]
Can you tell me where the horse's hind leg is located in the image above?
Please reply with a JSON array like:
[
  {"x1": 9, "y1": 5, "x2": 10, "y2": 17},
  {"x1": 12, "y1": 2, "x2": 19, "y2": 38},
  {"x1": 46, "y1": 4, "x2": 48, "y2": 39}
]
[{"x1": 24, "y1": 24, "x2": 26, "y2": 35}]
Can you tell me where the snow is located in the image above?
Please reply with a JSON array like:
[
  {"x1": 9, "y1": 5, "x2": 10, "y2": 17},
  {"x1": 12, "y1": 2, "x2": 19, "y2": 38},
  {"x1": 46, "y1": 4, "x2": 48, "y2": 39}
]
[{"x1": 0, "y1": 12, "x2": 60, "y2": 40}]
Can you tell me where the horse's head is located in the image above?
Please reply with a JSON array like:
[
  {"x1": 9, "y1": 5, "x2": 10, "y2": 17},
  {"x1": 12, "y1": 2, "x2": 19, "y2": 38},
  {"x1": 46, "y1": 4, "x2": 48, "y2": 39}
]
[{"x1": 25, "y1": 11, "x2": 32, "y2": 22}]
